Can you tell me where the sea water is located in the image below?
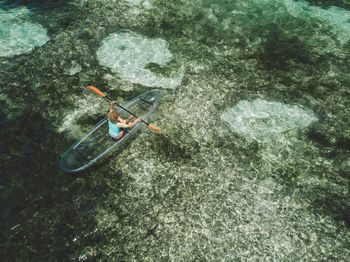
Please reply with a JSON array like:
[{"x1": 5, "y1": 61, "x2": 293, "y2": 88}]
[
  {"x1": 1, "y1": 0, "x2": 349, "y2": 261},
  {"x1": 0, "y1": 7, "x2": 49, "y2": 57}
]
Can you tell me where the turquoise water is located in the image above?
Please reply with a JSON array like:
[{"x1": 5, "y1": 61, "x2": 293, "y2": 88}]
[{"x1": 1, "y1": 0, "x2": 349, "y2": 261}]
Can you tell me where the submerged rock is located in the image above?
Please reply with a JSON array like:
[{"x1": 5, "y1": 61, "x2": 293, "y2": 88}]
[
  {"x1": 340, "y1": 159, "x2": 350, "y2": 175},
  {"x1": 63, "y1": 61, "x2": 82, "y2": 76}
]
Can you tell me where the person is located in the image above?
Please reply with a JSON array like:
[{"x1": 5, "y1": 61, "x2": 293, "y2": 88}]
[{"x1": 108, "y1": 101, "x2": 141, "y2": 139}]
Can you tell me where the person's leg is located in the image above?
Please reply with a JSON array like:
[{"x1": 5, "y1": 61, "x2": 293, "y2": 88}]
[
  {"x1": 126, "y1": 115, "x2": 134, "y2": 124},
  {"x1": 113, "y1": 130, "x2": 124, "y2": 140}
]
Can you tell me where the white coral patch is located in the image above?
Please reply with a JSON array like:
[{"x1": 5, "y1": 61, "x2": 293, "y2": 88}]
[
  {"x1": 0, "y1": 7, "x2": 50, "y2": 57},
  {"x1": 97, "y1": 31, "x2": 182, "y2": 89},
  {"x1": 221, "y1": 99, "x2": 317, "y2": 142}
]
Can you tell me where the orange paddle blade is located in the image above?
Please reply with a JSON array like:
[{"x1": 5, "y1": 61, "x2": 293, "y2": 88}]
[
  {"x1": 88, "y1": 86, "x2": 106, "y2": 97},
  {"x1": 149, "y1": 125, "x2": 162, "y2": 134}
]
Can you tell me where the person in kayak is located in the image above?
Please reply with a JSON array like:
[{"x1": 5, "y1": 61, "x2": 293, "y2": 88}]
[{"x1": 108, "y1": 101, "x2": 141, "y2": 139}]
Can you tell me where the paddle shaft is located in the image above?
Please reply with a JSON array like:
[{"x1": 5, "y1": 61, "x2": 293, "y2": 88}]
[
  {"x1": 105, "y1": 95, "x2": 147, "y2": 125},
  {"x1": 87, "y1": 85, "x2": 161, "y2": 133}
]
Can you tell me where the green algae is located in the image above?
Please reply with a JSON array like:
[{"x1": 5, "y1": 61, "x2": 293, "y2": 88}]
[{"x1": 1, "y1": 0, "x2": 350, "y2": 261}]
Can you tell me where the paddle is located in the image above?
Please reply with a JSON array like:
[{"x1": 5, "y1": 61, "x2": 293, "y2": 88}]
[{"x1": 87, "y1": 86, "x2": 162, "y2": 134}]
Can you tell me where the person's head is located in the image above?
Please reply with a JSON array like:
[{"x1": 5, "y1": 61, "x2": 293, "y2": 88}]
[{"x1": 108, "y1": 110, "x2": 119, "y2": 123}]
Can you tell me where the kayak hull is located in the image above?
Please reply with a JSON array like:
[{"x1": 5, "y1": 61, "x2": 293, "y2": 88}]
[{"x1": 59, "y1": 89, "x2": 162, "y2": 173}]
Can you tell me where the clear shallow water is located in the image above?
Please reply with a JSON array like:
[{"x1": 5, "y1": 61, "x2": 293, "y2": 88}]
[
  {"x1": 0, "y1": 7, "x2": 50, "y2": 57},
  {"x1": 1, "y1": 0, "x2": 350, "y2": 261}
]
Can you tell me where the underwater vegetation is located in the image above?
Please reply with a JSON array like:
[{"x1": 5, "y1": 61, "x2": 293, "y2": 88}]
[{"x1": 0, "y1": 0, "x2": 349, "y2": 261}]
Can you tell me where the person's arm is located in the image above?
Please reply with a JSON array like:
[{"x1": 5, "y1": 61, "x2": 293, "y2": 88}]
[
  {"x1": 116, "y1": 122, "x2": 128, "y2": 128},
  {"x1": 109, "y1": 101, "x2": 115, "y2": 112},
  {"x1": 127, "y1": 118, "x2": 141, "y2": 128}
]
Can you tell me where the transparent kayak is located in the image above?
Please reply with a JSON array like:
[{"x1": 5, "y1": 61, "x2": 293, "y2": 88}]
[{"x1": 60, "y1": 89, "x2": 162, "y2": 173}]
